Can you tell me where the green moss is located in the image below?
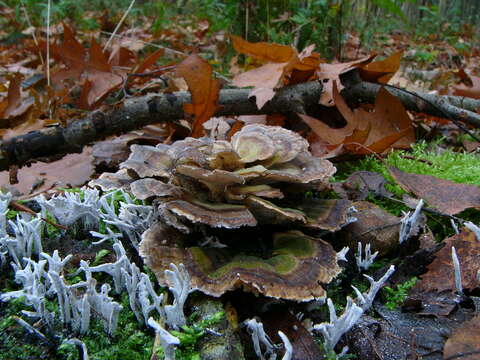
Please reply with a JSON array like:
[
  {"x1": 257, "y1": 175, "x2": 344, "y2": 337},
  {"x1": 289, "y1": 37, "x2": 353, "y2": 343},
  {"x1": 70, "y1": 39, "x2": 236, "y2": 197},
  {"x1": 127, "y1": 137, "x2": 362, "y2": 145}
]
[
  {"x1": 171, "y1": 310, "x2": 224, "y2": 360},
  {"x1": 0, "y1": 298, "x2": 53, "y2": 360},
  {"x1": 336, "y1": 140, "x2": 480, "y2": 193},
  {"x1": 334, "y1": 141, "x2": 480, "y2": 238},
  {"x1": 57, "y1": 294, "x2": 154, "y2": 360},
  {"x1": 56, "y1": 295, "x2": 223, "y2": 360},
  {"x1": 383, "y1": 277, "x2": 418, "y2": 310},
  {"x1": 6, "y1": 209, "x2": 19, "y2": 220},
  {"x1": 92, "y1": 249, "x2": 110, "y2": 266}
]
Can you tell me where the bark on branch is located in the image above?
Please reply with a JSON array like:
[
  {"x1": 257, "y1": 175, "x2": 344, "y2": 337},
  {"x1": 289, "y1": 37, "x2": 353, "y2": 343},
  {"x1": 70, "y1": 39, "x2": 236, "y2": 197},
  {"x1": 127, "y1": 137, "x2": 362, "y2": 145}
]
[
  {"x1": 1, "y1": 76, "x2": 479, "y2": 172},
  {"x1": 0, "y1": 81, "x2": 321, "y2": 171},
  {"x1": 341, "y1": 70, "x2": 480, "y2": 128}
]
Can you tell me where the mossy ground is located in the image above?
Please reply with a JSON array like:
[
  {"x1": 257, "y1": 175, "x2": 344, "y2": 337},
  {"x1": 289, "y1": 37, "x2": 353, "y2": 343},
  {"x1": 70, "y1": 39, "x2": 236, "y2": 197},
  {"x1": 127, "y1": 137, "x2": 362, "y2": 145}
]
[
  {"x1": 335, "y1": 140, "x2": 480, "y2": 190},
  {"x1": 333, "y1": 140, "x2": 480, "y2": 240},
  {"x1": 1, "y1": 140, "x2": 479, "y2": 358},
  {"x1": 0, "y1": 200, "x2": 225, "y2": 360}
]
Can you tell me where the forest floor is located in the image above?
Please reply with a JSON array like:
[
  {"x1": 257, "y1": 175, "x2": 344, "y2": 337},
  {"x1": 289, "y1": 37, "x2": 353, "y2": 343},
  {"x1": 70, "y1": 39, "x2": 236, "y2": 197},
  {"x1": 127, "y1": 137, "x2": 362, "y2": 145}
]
[{"x1": 0, "y1": 4, "x2": 480, "y2": 360}]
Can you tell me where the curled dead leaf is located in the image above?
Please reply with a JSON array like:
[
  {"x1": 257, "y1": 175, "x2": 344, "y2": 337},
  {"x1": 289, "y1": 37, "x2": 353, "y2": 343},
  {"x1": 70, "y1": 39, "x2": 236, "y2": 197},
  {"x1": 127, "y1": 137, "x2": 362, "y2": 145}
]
[
  {"x1": 176, "y1": 54, "x2": 221, "y2": 137},
  {"x1": 359, "y1": 51, "x2": 403, "y2": 83},
  {"x1": 388, "y1": 166, "x2": 480, "y2": 215}
]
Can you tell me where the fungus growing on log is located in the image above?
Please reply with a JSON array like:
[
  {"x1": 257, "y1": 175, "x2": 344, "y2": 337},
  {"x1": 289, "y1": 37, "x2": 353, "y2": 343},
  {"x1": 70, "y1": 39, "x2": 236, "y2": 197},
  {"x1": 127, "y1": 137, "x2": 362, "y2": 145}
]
[
  {"x1": 140, "y1": 227, "x2": 341, "y2": 301},
  {"x1": 91, "y1": 124, "x2": 352, "y2": 300}
]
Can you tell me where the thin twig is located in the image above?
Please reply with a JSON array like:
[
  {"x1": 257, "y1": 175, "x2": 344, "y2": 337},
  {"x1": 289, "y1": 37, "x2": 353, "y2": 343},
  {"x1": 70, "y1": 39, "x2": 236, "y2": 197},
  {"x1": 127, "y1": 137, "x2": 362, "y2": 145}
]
[
  {"x1": 21, "y1": 1, "x2": 44, "y2": 65},
  {"x1": 46, "y1": 0, "x2": 51, "y2": 87},
  {"x1": 383, "y1": 83, "x2": 480, "y2": 142},
  {"x1": 17, "y1": 184, "x2": 56, "y2": 201},
  {"x1": 101, "y1": 31, "x2": 185, "y2": 56},
  {"x1": 10, "y1": 200, "x2": 67, "y2": 230},
  {"x1": 398, "y1": 154, "x2": 433, "y2": 165},
  {"x1": 130, "y1": 66, "x2": 177, "y2": 77},
  {"x1": 104, "y1": 0, "x2": 137, "y2": 51},
  {"x1": 100, "y1": 31, "x2": 231, "y2": 83}
]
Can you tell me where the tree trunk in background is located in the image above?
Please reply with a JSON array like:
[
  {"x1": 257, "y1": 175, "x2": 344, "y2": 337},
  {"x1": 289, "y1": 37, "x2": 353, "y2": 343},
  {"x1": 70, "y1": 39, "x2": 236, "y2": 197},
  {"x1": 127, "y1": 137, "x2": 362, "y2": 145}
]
[
  {"x1": 439, "y1": 0, "x2": 448, "y2": 17},
  {"x1": 402, "y1": 0, "x2": 419, "y2": 24}
]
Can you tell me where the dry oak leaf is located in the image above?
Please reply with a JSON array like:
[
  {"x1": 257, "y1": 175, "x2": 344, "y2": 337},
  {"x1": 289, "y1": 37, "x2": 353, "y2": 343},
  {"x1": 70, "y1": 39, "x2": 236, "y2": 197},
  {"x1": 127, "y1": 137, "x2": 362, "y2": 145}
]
[
  {"x1": 52, "y1": 24, "x2": 123, "y2": 109},
  {"x1": 301, "y1": 82, "x2": 414, "y2": 154},
  {"x1": 232, "y1": 62, "x2": 288, "y2": 109},
  {"x1": 388, "y1": 166, "x2": 480, "y2": 215},
  {"x1": 230, "y1": 34, "x2": 296, "y2": 63},
  {"x1": 0, "y1": 74, "x2": 34, "y2": 123},
  {"x1": 413, "y1": 229, "x2": 480, "y2": 294},
  {"x1": 261, "y1": 311, "x2": 323, "y2": 360},
  {"x1": 231, "y1": 37, "x2": 322, "y2": 109},
  {"x1": 108, "y1": 45, "x2": 137, "y2": 71},
  {"x1": 230, "y1": 36, "x2": 321, "y2": 74},
  {"x1": 443, "y1": 315, "x2": 480, "y2": 360},
  {"x1": 332, "y1": 171, "x2": 393, "y2": 201},
  {"x1": 340, "y1": 201, "x2": 401, "y2": 256},
  {"x1": 316, "y1": 54, "x2": 375, "y2": 106},
  {"x1": 333, "y1": 84, "x2": 414, "y2": 152},
  {"x1": 359, "y1": 51, "x2": 403, "y2": 83},
  {"x1": 453, "y1": 73, "x2": 480, "y2": 99},
  {"x1": 176, "y1": 54, "x2": 221, "y2": 137},
  {"x1": 133, "y1": 48, "x2": 165, "y2": 75},
  {"x1": 0, "y1": 147, "x2": 94, "y2": 195}
]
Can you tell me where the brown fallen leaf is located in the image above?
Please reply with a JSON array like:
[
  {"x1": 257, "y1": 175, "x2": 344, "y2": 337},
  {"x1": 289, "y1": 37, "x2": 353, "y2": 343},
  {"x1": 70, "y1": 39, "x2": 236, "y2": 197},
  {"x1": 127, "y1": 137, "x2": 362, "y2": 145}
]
[
  {"x1": 340, "y1": 201, "x2": 401, "y2": 256},
  {"x1": 230, "y1": 34, "x2": 296, "y2": 63},
  {"x1": 108, "y1": 45, "x2": 137, "y2": 68},
  {"x1": 352, "y1": 127, "x2": 412, "y2": 155},
  {"x1": 444, "y1": 315, "x2": 480, "y2": 360},
  {"x1": 52, "y1": 24, "x2": 123, "y2": 109},
  {"x1": 231, "y1": 37, "x2": 323, "y2": 108},
  {"x1": 0, "y1": 147, "x2": 94, "y2": 195},
  {"x1": 262, "y1": 311, "x2": 324, "y2": 360},
  {"x1": 301, "y1": 82, "x2": 414, "y2": 155},
  {"x1": 83, "y1": 39, "x2": 124, "y2": 107},
  {"x1": 453, "y1": 72, "x2": 480, "y2": 99},
  {"x1": 388, "y1": 166, "x2": 480, "y2": 215},
  {"x1": 316, "y1": 54, "x2": 375, "y2": 106},
  {"x1": 133, "y1": 48, "x2": 165, "y2": 75},
  {"x1": 0, "y1": 74, "x2": 34, "y2": 124},
  {"x1": 233, "y1": 61, "x2": 287, "y2": 86},
  {"x1": 413, "y1": 229, "x2": 480, "y2": 294},
  {"x1": 175, "y1": 54, "x2": 221, "y2": 137},
  {"x1": 332, "y1": 171, "x2": 393, "y2": 201},
  {"x1": 233, "y1": 62, "x2": 290, "y2": 109},
  {"x1": 359, "y1": 51, "x2": 403, "y2": 83},
  {"x1": 299, "y1": 82, "x2": 366, "y2": 146},
  {"x1": 347, "y1": 87, "x2": 414, "y2": 150}
]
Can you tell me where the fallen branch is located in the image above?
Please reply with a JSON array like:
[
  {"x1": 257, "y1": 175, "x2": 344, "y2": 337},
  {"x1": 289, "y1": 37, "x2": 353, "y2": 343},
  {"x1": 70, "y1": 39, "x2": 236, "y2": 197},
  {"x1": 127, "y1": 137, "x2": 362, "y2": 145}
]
[
  {"x1": 1, "y1": 77, "x2": 479, "y2": 172},
  {"x1": 0, "y1": 81, "x2": 321, "y2": 171},
  {"x1": 341, "y1": 70, "x2": 480, "y2": 128}
]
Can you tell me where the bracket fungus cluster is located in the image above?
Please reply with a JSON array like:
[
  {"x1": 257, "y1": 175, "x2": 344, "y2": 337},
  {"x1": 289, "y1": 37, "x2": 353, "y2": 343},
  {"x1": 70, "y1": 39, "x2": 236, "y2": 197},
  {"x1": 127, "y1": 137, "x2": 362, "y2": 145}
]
[{"x1": 91, "y1": 125, "x2": 355, "y2": 301}]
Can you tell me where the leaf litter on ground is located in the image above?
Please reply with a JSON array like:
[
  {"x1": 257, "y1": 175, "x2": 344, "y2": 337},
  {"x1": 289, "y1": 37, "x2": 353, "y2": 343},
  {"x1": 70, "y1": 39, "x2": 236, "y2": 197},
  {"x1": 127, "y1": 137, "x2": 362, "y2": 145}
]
[{"x1": 1, "y1": 10, "x2": 480, "y2": 360}]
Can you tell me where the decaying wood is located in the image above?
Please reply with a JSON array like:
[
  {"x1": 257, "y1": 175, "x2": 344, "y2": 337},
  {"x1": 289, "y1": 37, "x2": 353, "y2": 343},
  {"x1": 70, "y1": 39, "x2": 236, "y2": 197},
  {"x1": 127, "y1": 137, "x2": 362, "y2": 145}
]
[
  {"x1": 341, "y1": 70, "x2": 480, "y2": 128},
  {"x1": 1, "y1": 81, "x2": 321, "y2": 172},
  {"x1": 1, "y1": 77, "x2": 479, "y2": 172}
]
